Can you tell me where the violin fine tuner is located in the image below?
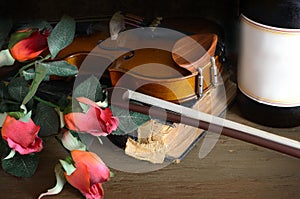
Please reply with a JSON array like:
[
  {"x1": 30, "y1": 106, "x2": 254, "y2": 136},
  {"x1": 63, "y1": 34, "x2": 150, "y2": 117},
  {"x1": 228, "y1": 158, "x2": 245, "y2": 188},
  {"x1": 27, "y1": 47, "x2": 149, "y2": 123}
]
[
  {"x1": 197, "y1": 67, "x2": 204, "y2": 99},
  {"x1": 210, "y1": 56, "x2": 218, "y2": 87}
]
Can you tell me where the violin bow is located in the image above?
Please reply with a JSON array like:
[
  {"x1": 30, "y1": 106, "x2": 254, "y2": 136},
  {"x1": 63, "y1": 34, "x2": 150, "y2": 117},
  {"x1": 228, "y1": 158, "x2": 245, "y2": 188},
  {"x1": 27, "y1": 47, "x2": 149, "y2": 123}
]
[{"x1": 107, "y1": 87, "x2": 300, "y2": 159}]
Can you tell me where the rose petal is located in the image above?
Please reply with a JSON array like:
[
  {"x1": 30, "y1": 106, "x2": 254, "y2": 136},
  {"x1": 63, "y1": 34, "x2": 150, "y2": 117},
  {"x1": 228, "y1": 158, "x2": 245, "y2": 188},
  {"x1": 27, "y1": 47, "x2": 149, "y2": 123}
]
[
  {"x1": 64, "y1": 162, "x2": 91, "y2": 194},
  {"x1": 71, "y1": 150, "x2": 110, "y2": 184},
  {"x1": 86, "y1": 183, "x2": 104, "y2": 199},
  {"x1": 64, "y1": 107, "x2": 105, "y2": 136},
  {"x1": 6, "y1": 137, "x2": 43, "y2": 155},
  {"x1": 100, "y1": 108, "x2": 119, "y2": 133},
  {"x1": 1, "y1": 115, "x2": 43, "y2": 154},
  {"x1": 64, "y1": 97, "x2": 119, "y2": 136},
  {"x1": 2, "y1": 115, "x2": 40, "y2": 147},
  {"x1": 10, "y1": 29, "x2": 49, "y2": 62}
]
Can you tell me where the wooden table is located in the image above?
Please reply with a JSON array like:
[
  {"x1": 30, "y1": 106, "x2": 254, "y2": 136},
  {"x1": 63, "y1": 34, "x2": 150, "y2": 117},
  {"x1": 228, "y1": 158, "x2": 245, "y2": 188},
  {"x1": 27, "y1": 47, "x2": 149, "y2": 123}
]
[{"x1": 1, "y1": 102, "x2": 300, "y2": 199}]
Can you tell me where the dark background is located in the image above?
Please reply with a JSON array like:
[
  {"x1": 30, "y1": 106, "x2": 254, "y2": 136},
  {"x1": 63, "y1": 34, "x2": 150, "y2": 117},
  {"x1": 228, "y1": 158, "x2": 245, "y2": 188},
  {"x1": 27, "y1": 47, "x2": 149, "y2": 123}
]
[
  {"x1": 0, "y1": 0, "x2": 239, "y2": 21},
  {"x1": 0, "y1": 0, "x2": 240, "y2": 55}
]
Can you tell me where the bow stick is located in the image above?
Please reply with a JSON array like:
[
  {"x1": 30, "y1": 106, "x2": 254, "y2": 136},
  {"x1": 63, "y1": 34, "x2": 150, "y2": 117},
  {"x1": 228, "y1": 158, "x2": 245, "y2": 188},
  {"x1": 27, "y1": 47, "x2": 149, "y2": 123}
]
[{"x1": 107, "y1": 87, "x2": 300, "y2": 159}]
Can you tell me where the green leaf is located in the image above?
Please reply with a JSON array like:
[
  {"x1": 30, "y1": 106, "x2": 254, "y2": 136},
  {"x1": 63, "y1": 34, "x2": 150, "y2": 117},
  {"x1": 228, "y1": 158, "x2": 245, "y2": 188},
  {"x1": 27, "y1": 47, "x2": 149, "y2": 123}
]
[
  {"x1": 73, "y1": 75, "x2": 103, "y2": 102},
  {"x1": 22, "y1": 63, "x2": 47, "y2": 105},
  {"x1": 48, "y1": 15, "x2": 75, "y2": 58},
  {"x1": 1, "y1": 152, "x2": 39, "y2": 178},
  {"x1": 26, "y1": 98, "x2": 35, "y2": 111},
  {"x1": 0, "y1": 101, "x2": 20, "y2": 113},
  {"x1": 7, "y1": 77, "x2": 29, "y2": 102},
  {"x1": 8, "y1": 111, "x2": 25, "y2": 120},
  {"x1": 0, "y1": 81, "x2": 7, "y2": 99},
  {"x1": 110, "y1": 171, "x2": 115, "y2": 178},
  {"x1": 40, "y1": 60, "x2": 78, "y2": 77},
  {"x1": 0, "y1": 83, "x2": 16, "y2": 112},
  {"x1": 22, "y1": 61, "x2": 78, "y2": 80},
  {"x1": 111, "y1": 106, "x2": 150, "y2": 135},
  {"x1": 63, "y1": 99, "x2": 82, "y2": 114},
  {"x1": 22, "y1": 69, "x2": 36, "y2": 81},
  {"x1": 59, "y1": 159, "x2": 76, "y2": 176},
  {"x1": 78, "y1": 102, "x2": 90, "y2": 113},
  {"x1": 61, "y1": 131, "x2": 87, "y2": 151},
  {"x1": 19, "y1": 110, "x2": 32, "y2": 123},
  {"x1": 33, "y1": 102, "x2": 59, "y2": 137},
  {"x1": 57, "y1": 95, "x2": 70, "y2": 112}
]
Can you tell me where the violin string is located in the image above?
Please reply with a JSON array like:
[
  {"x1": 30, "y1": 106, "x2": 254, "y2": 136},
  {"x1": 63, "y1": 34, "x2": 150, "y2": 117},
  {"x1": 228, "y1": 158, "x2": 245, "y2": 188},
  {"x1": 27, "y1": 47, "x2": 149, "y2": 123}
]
[{"x1": 124, "y1": 14, "x2": 144, "y2": 28}]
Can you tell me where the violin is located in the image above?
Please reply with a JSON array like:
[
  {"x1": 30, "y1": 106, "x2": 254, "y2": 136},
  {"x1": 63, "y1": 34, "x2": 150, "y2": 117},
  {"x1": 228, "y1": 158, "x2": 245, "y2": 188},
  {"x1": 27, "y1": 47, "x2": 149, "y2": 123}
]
[
  {"x1": 56, "y1": 15, "x2": 225, "y2": 103},
  {"x1": 108, "y1": 33, "x2": 220, "y2": 103}
]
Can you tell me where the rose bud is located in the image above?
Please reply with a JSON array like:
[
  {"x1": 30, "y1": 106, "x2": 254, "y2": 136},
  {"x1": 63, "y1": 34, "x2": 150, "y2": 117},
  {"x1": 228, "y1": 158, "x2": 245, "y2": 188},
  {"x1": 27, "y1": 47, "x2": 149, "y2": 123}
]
[
  {"x1": 1, "y1": 115, "x2": 43, "y2": 155},
  {"x1": 64, "y1": 97, "x2": 119, "y2": 136},
  {"x1": 64, "y1": 150, "x2": 110, "y2": 199},
  {"x1": 9, "y1": 28, "x2": 50, "y2": 62}
]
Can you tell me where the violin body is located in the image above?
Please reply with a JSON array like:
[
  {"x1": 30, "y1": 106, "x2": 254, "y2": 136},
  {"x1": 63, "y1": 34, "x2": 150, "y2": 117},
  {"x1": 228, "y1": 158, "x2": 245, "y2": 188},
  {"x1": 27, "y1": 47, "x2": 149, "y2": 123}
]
[
  {"x1": 108, "y1": 32, "x2": 221, "y2": 103},
  {"x1": 109, "y1": 48, "x2": 198, "y2": 103},
  {"x1": 55, "y1": 16, "x2": 225, "y2": 103},
  {"x1": 172, "y1": 33, "x2": 218, "y2": 73}
]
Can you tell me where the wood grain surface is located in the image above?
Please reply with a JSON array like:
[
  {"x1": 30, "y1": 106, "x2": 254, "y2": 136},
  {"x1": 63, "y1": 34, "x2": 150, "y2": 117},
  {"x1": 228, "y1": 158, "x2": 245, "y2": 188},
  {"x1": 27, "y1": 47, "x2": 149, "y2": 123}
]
[{"x1": 1, "y1": 102, "x2": 299, "y2": 199}]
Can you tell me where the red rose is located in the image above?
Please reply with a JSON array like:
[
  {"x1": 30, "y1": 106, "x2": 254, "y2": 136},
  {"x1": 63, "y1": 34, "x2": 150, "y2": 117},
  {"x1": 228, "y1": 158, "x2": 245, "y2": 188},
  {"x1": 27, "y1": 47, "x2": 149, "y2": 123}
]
[
  {"x1": 64, "y1": 150, "x2": 110, "y2": 199},
  {"x1": 64, "y1": 97, "x2": 119, "y2": 136},
  {"x1": 9, "y1": 28, "x2": 50, "y2": 62},
  {"x1": 1, "y1": 115, "x2": 43, "y2": 155}
]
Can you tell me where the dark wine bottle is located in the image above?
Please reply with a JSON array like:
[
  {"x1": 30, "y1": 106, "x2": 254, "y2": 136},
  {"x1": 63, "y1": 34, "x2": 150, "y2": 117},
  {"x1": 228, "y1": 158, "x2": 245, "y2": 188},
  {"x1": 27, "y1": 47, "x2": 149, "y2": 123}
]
[{"x1": 237, "y1": 0, "x2": 300, "y2": 128}]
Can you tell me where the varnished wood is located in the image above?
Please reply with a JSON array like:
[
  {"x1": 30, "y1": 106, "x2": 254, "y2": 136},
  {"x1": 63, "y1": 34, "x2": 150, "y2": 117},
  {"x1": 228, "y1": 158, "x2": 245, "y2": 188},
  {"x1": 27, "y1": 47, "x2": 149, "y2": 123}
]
[
  {"x1": 56, "y1": 31, "x2": 110, "y2": 59},
  {"x1": 108, "y1": 33, "x2": 220, "y2": 103},
  {"x1": 55, "y1": 17, "x2": 224, "y2": 103},
  {"x1": 172, "y1": 33, "x2": 218, "y2": 73},
  {"x1": 109, "y1": 48, "x2": 198, "y2": 103}
]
